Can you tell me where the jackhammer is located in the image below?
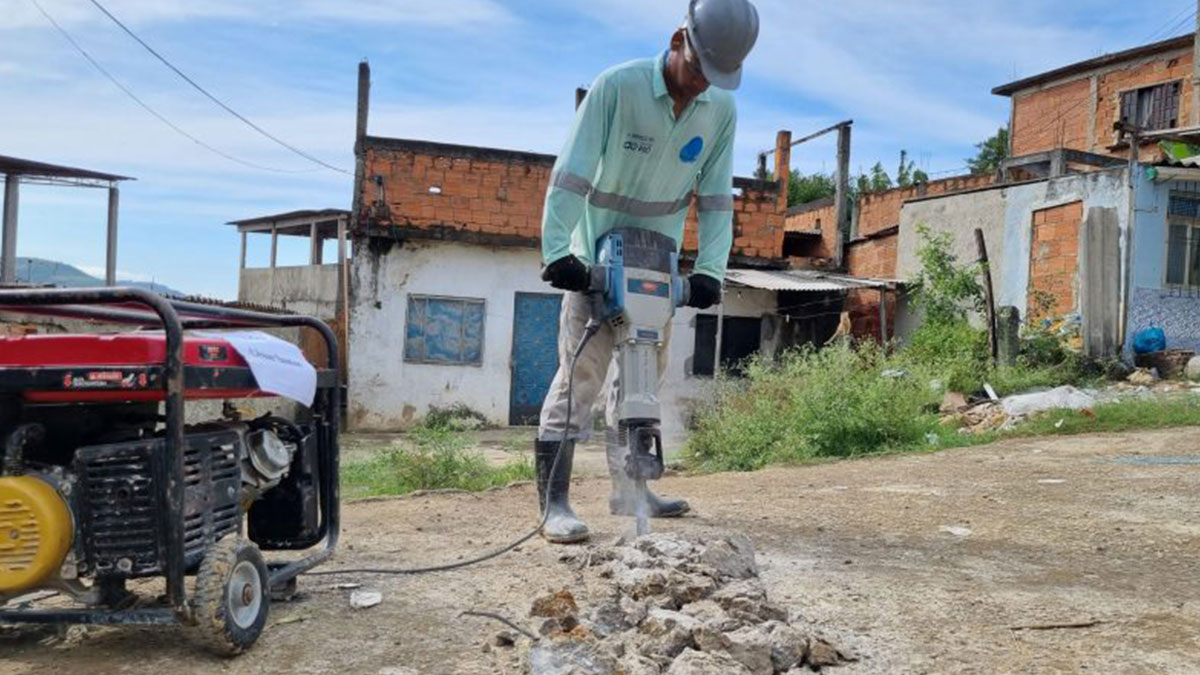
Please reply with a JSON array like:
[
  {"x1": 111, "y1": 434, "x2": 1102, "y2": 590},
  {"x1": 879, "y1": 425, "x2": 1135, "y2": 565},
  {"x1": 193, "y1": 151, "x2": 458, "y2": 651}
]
[{"x1": 587, "y1": 228, "x2": 689, "y2": 536}]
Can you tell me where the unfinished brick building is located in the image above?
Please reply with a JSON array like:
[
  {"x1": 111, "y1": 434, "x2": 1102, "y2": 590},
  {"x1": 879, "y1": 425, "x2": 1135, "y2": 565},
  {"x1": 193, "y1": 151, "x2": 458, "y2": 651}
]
[{"x1": 994, "y1": 33, "x2": 1200, "y2": 174}]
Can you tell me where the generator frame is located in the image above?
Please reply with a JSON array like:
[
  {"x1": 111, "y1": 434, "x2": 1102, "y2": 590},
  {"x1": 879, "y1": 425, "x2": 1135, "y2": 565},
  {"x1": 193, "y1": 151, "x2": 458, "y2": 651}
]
[{"x1": 0, "y1": 286, "x2": 340, "y2": 627}]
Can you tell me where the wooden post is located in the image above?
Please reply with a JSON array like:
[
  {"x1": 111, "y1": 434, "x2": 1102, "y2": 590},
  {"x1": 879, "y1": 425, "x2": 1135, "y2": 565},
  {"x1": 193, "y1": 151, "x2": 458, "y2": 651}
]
[
  {"x1": 878, "y1": 287, "x2": 888, "y2": 344},
  {"x1": 2, "y1": 174, "x2": 19, "y2": 284},
  {"x1": 105, "y1": 186, "x2": 119, "y2": 286},
  {"x1": 834, "y1": 122, "x2": 852, "y2": 270},
  {"x1": 975, "y1": 228, "x2": 998, "y2": 362}
]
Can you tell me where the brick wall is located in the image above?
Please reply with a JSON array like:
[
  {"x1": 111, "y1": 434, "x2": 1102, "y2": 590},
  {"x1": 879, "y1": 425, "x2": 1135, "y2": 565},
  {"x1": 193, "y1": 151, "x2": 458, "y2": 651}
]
[
  {"x1": 358, "y1": 137, "x2": 786, "y2": 261},
  {"x1": 844, "y1": 234, "x2": 898, "y2": 340},
  {"x1": 856, "y1": 174, "x2": 997, "y2": 237},
  {"x1": 1008, "y1": 44, "x2": 1195, "y2": 159},
  {"x1": 781, "y1": 173, "x2": 994, "y2": 271},
  {"x1": 1028, "y1": 200, "x2": 1083, "y2": 320}
]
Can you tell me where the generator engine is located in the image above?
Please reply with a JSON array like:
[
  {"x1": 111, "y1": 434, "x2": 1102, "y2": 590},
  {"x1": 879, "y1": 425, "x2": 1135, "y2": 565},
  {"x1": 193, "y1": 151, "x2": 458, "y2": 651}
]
[{"x1": 0, "y1": 332, "x2": 323, "y2": 606}]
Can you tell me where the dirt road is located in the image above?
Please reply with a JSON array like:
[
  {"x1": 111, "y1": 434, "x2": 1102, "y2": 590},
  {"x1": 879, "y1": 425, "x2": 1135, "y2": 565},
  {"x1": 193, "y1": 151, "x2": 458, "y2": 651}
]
[{"x1": 4, "y1": 428, "x2": 1200, "y2": 674}]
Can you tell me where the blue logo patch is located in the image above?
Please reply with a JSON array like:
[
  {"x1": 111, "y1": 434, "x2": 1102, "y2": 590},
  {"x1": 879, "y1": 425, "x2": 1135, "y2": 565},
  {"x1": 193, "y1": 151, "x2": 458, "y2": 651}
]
[{"x1": 679, "y1": 136, "x2": 704, "y2": 163}]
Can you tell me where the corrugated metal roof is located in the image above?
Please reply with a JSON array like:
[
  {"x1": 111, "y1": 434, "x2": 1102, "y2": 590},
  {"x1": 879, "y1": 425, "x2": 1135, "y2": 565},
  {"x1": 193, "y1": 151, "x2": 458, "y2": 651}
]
[
  {"x1": 1161, "y1": 154, "x2": 1200, "y2": 168},
  {"x1": 724, "y1": 269, "x2": 894, "y2": 292}
]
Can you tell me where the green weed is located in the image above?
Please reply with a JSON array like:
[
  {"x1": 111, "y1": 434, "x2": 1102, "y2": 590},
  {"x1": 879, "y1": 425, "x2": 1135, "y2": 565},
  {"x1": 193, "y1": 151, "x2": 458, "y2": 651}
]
[{"x1": 341, "y1": 425, "x2": 534, "y2": 499}]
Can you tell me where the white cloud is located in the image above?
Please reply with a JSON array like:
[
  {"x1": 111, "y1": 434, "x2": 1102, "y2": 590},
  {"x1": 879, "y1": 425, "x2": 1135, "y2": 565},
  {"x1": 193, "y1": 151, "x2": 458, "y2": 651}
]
[{"x1": 3, "y1": 0, "x2": 515, "y2": 30}]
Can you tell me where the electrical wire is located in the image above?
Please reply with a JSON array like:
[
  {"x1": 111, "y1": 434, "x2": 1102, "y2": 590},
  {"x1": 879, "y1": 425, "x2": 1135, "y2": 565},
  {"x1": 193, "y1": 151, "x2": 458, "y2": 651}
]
[
  {"x1": 1014, "y1": 8, "x2": 1197, "y2": 156},
  {"x1": 85, "y1": 0, "x2": 352, "y2": 176},
  {"x1": 1143, "y1": 3, "x2": 1196, "y2": 44},
  {"x1": 29, "y1": 0, "x2": 318, "y2": 175},
  {"x1": 306, "y1": 319, "x2": 601, "y2": 577}
]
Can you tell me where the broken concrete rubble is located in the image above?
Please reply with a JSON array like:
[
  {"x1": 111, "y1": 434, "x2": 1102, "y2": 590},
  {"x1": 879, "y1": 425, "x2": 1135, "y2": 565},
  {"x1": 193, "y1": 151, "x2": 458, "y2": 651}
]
[{"x1": 526, "y1": 533, "x2": 851, "y2": 674}]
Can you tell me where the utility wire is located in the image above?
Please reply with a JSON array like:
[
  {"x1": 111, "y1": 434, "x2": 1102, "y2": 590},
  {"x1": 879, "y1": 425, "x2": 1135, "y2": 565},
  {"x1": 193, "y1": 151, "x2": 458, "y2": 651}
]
[
  {"x1": 85, "y1": 0, "x2": 352, "y2": 175},
  {"x1": 1143, "y1": 2, "x2": 1195, "y2": 44},
  {"x1": 29, "y1": 0, "x2": 315, "y2": 174}
]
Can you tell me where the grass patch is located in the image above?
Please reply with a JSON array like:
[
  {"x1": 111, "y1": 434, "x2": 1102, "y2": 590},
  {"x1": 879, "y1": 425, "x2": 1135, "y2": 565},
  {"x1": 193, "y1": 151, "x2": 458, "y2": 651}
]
[{"x1": 341, "y1": 425, "x2": 534, "y2": 499}]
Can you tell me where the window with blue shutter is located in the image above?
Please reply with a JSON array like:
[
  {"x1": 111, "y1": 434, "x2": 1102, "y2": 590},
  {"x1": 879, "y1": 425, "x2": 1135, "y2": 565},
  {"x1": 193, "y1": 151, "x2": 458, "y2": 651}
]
[{"x1": 404, "y1": 295, "x2": 486, "y2": 366}]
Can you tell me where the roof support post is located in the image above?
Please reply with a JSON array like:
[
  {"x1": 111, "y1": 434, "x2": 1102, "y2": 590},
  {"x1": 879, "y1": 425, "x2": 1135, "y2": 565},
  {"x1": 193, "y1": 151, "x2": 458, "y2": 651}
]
[
  {"x1": 310, "y1": 220, "x2": 322, "y2": 265},
  {"x1": 269, "y1": 223, "x2": 278, "y2": 269},
  {"x1": 105, "y1": 186, "x2": 119, "y2": 286},
  {"x1": 239, "y1": 231, "x2": 247, "y2": 270},
  {"x1": 2, "y1": 174, "x2": 17, "y2": 284}
]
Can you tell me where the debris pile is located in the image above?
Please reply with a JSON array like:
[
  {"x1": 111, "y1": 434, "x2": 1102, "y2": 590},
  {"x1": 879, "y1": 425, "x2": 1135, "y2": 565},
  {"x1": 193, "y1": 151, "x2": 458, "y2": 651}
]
[{"x1": 523, "y1": 533, "x2": 852, "y2": 674}]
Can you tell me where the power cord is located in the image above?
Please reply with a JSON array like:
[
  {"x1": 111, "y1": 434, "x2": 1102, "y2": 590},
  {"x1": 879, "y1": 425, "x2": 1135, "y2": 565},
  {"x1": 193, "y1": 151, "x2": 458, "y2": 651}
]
[{"x1": 306, "y1": 319, "x2": 602, "y2": 577}]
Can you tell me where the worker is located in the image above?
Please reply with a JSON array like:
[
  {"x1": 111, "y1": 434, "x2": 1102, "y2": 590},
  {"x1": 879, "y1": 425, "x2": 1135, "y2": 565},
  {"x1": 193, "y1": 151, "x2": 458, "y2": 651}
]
[{"x1": 534, "y1": 0, "x2": 760, "y2": 543}]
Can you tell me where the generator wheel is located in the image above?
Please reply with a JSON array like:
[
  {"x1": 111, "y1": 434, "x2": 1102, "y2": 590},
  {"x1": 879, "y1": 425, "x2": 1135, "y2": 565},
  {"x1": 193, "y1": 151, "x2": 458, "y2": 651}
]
[{"x1": 193, "y1": 537, "x2": 270, "y2": 656}]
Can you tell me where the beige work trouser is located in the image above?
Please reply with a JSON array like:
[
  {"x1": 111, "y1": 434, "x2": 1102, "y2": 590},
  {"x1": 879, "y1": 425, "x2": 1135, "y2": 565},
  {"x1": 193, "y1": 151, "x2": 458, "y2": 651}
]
[{"x1": 537, "y1": 291, "x2": 672, "y2": 442}]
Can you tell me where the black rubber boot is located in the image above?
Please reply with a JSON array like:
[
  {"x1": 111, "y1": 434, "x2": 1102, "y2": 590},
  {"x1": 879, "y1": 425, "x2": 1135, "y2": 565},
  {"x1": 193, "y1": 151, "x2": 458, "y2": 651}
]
[
  {"x1": 605, "y1": 431, "x2": 690, "y2": 518},
  {"x1": 535, "y1": 439, "x2": 590, "y2": 544}
]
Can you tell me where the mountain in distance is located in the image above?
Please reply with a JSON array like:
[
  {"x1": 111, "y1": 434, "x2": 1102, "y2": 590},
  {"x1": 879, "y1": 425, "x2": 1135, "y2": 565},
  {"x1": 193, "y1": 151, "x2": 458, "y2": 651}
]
[{"x1": 10, "y1": 257, "x2": 184, "y2": 297}]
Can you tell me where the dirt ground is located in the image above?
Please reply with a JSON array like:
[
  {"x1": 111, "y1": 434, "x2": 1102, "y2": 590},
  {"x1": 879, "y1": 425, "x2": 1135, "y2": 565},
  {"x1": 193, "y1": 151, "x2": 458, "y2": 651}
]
[{"x1": 4, "y1": 428, "x2": 1200, "y2": 674}]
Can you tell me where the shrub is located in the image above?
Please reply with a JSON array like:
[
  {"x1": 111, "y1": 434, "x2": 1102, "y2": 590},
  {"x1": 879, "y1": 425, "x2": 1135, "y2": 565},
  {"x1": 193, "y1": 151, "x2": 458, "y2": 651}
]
[{"x1": 684, "y1": 342, "x2": 942, "y2": 472}]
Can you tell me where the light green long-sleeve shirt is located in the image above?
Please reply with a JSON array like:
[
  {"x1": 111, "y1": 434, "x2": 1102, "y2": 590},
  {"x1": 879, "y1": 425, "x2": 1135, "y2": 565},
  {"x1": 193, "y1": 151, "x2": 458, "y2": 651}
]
[{"x1": 540, "y1": 52, "x2": 737, "y2": 281}]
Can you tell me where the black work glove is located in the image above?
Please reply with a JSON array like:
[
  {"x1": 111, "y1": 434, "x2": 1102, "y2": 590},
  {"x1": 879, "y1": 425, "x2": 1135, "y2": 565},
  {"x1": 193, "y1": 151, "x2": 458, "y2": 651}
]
[
  {"x1": 687, "y1": 274, "x2": 721, "y2": 310},
  {"x1": 541, "y1": 254, "x2": 590, "y2": 292}
]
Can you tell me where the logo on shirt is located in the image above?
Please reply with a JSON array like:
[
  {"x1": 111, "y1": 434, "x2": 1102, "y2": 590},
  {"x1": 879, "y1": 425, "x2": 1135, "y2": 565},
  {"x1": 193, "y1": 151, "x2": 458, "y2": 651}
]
[
  {"x1": 623, "y1": 132, "x2": 655, "y2": 155},
  {"x1": 680, "y1": 136, "x2": 704, "y2": 163}
]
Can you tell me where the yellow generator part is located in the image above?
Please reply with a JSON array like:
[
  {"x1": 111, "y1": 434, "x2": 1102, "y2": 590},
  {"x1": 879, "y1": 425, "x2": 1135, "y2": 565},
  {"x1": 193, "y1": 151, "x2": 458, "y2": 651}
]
[{"x1": 0, "y1": 477, "x2": 73, "y2": 594}]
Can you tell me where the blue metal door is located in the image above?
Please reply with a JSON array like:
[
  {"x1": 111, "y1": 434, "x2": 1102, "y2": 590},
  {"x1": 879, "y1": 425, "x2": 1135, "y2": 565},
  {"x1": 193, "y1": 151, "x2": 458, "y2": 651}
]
[{"x1": 510, "y1": 292, "x2": 563, "y2": 426}]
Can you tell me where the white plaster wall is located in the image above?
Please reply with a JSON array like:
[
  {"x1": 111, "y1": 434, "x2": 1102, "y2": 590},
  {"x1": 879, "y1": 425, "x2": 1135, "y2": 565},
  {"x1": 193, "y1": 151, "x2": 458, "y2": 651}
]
[
  {"x1": 350, "y1": 241, "x2": 548, "y2": 430},
  {"x1": 348, "y1": 238, "x2": 777, "y2": 435},
  {"x1": 898, "y1": 187, "x2": 1007, "y2": 290}
]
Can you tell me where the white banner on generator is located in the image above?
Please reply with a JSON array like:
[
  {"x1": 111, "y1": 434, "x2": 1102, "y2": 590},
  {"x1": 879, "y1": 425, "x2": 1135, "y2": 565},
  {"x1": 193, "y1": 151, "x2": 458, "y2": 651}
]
[{"x1": 198, "y1": 331, "x2": 317, "y2": 406}]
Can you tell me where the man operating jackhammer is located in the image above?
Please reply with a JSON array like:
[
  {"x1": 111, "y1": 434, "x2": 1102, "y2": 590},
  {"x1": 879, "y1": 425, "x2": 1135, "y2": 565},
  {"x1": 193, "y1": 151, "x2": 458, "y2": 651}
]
[{"x1": 534, "y1": 0, "x2": 760, "y2": 544}]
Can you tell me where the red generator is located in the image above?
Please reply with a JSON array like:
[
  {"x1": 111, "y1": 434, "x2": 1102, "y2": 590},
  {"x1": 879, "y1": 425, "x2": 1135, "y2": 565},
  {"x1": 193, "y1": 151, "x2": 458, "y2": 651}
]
[{"x1": 0, "y1": 288, "x2": 340, "y2": 654}]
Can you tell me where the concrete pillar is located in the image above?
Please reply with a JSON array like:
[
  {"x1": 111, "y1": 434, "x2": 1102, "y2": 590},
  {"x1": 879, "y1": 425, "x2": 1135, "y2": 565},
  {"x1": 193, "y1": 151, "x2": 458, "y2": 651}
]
[
  {"x1": 310, "y1": 220, "x2": 322, "y2": 265},
  {"x1": 269, "y1": 224, "x2": 278, "y2": 269},
  {"x1": 774, "y1": 130, "x2": 791, "y2": 213},
  {"x1": 2, "y1": 175, "x2": 18, "y2": 284},
  {"x1": 105, "y1": 186, "x2": 119, "y2": 286},
  {"x1": 239, "y1": 231, "x2": 247, "y2": 270},
  {"x1": 997, "y1": 306, "x2": 1021, "y2": 367}
]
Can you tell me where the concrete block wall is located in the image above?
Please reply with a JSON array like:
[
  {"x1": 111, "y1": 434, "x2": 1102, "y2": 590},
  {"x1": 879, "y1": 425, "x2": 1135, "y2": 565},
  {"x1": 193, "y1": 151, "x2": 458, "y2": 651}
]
[
  {"x1": 1028, "y1": 200, "x2": 1083, "y2": 320},
  {"x1": 359, "y1": 138, "x2": 787, "y2": 261}
]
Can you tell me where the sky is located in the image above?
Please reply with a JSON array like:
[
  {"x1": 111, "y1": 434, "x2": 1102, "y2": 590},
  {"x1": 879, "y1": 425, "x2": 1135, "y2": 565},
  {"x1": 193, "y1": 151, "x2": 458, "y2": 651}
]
[{"x1": 0, "y1": 0, "x2": 1194, "y2": 298}]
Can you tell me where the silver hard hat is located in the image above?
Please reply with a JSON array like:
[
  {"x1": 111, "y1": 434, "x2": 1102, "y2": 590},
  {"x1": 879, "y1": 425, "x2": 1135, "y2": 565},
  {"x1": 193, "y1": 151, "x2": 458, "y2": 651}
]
[{"x1": 685, "y1": 0, "x2": 760, "y2": 90}]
